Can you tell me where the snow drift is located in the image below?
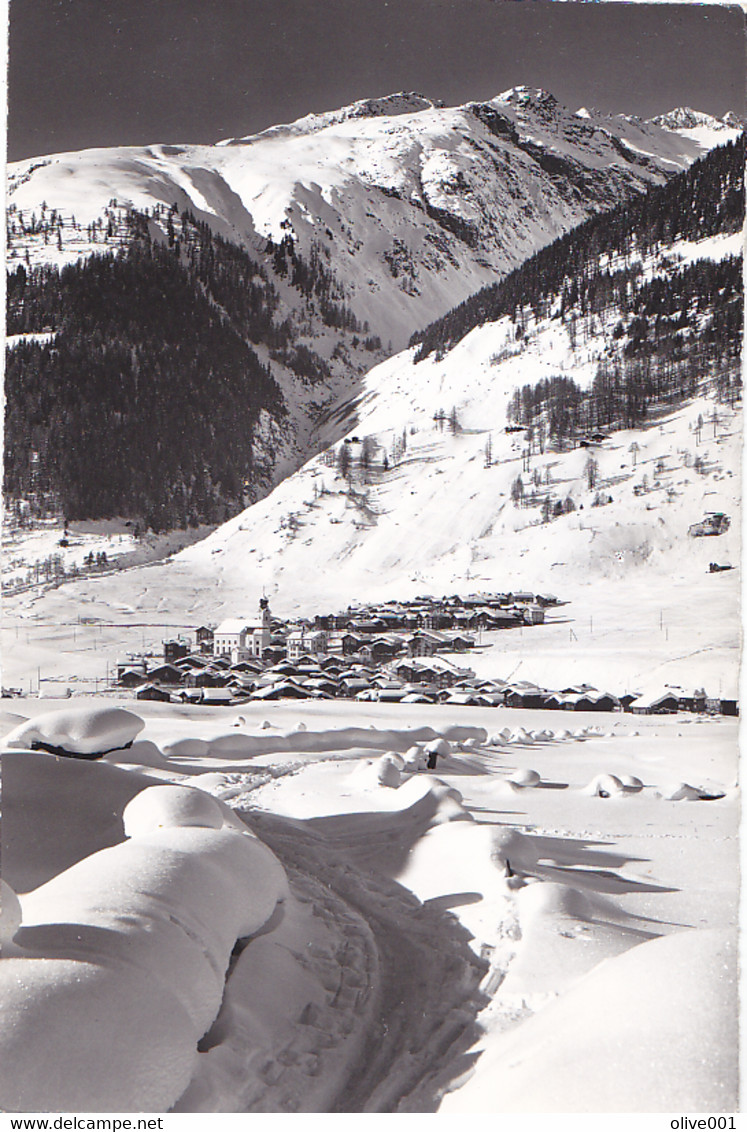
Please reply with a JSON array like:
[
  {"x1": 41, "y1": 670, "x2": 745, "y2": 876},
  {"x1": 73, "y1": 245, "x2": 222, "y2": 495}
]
[
  {"x1": 442, "y1": 927, "x2": 737, "y2": 1112},
  {"x1": 0, "y1": 782, "x2": 288, "y2": 1112},
  {"x1": 4, "y1": 705, "x2": 144, "y2": 756}
]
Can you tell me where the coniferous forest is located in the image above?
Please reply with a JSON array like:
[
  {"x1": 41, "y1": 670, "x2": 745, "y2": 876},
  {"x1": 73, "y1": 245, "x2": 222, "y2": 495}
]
[
  {"x1": 506, "y1": 254, "x2": 742, "y2": 444},
  {"x1": 410, "y1": 136, "x2": 744, "y2": 363},
  {"x1": 4, "y1": 212, "x2": 298, "y2": 531},
  {"x1": 5, "y1": 136, "x2": 743, "y2": 532},
  {"x1": 4, "y1": 204, "x2": 379, "y2": 529}
]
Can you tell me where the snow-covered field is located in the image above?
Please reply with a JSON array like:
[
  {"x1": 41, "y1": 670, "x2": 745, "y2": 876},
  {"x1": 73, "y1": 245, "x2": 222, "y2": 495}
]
[{"x1": 0, "y1": 698, "x2": 738, "y2": 1112}]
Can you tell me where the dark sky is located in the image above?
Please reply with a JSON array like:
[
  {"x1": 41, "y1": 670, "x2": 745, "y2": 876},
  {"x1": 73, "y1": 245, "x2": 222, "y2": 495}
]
[{"x1": 7, "y1": 0, "x2": 746, "y2": 161}]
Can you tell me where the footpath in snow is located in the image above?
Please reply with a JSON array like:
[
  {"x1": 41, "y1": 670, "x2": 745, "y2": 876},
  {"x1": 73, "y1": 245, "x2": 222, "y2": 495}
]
[{"x1": 0, "y1": 700, "x2": 738, "y2": 1113}]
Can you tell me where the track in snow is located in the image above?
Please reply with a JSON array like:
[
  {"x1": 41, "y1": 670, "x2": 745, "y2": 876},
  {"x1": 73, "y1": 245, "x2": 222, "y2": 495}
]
[{"x1": 246, "y1": 809, "x2": 489, "y2": 1112}]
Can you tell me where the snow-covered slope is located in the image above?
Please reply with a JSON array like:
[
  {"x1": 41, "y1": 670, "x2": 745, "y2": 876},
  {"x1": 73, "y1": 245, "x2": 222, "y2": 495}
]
[
  {"x1": 5, "y1": 227, "x2": 739, "y2": 697},
  {"x1": 166, "y1": 270, "x2": 739, "y2": 692},
  {"x1": 7, "y1": 87, "x2": 736, "y2": 351}
]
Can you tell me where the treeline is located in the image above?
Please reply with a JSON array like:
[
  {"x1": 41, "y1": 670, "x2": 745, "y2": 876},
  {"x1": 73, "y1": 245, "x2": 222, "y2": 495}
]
[
  {"x1": 411, "y1": 135, "x2": 744, "y2": 360},
  {"x1": 5, "y1": 226, "x2": 286, "y2": 531},
  {"x1": 507, "y1": 256, "x2": 742, "y2": 444}
]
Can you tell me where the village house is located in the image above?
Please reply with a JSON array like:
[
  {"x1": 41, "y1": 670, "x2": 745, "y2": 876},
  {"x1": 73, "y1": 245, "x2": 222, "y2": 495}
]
[
  {"x1": 146, "y1": 663, "x2": 184, "y2": 686},
  {"x1": 214, "y1": 598, "x2": 272, "y2": 662},
  {"x1": 195, "y1": 626, "x2": 215, "y2": 653},
  {"x1": 402, "y1": 631, "x2": 440, "y2": 658},
  {"x1": 359, "y1": 637, "x2": 401, "y2": 664},
  {"x1": 136, "y1": 684, "x2": 172, "y2": 702},
  {"x1": 326, "y1": 631, "x2": 364, "y2": 656},
  {"x1": 163, "y1": 639, "x2": 190, "y2": 664},
  {"x1": 117, "y1": 659, "x2": 146, "y2": 683},
  {"x1": 628, "y1": 690, "x2": 680, "y2": 714},
  {"x1": 521, "y1": 605, "x2": 545, "y2": 625},
  {"x1": 118, "y1": 667, "x2": 148, "y2": 688},
  {"x1": 287, "y1": 628, "x2": 328, "y2": 661}
]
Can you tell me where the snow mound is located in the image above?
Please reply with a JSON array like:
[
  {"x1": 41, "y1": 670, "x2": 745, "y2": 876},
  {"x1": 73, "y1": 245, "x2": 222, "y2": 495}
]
[
  {"x1": 398, "y1": 814, "x2": 533, "y2": 925},
  {"x1": 665, "y1": 781, "x2": 723, "y2": 801},
  {"x1": 402, "y1": 744, "x2": 428, "y2": 771},
  {"x1": 394, "y1": 774, "x2": 470, "y2": 822},
  {"x1": 1, "y1": 789, "x2": 288, "y2": 1111},
  {"x1": 0, "y1": 956, "x2": 197, "y2": 1112},
  {"x1": 104, "y1": 739, "x2": 168, "y2": 767},
  {"x1": 4, "y1": 706, "x2": 144, "y2": 756},
  {"x1": 618, "y1": 774, "x2": 644, "y2": 792},
  {"x1": 441, "y1": 725, "x2": 488, "y2": 745},
  {"x1": 583, "y1": 773, "x2": 625, "y2": 797},
  {"x1": 430, "y1": 792, "x2": 473, "y2": 825},
  {"x1": 443, "y1": 928, "x2": 737, "y2": 1112},
  {"x1": 377, "y1": 754, "x2": 403, "y2": 787},
  {"x1": 508, "y1": 768, "x2": 541, "y2": 788},
  {"x1": 189, "y1": 771, "x2": 233, "y2": 791},
  {"x1": 516, "y1": 880, "x2": 620, "y2": 925},
  {"x1": 0, "y1": 710, "x2": 27, "y2": 737},
  {"x1": 423, "y1": 737, "x2": 451, "y2": 765},
  {"x1": 488, "y1": 827, "x2": 540, "y2": 872},
  {"x1": 123, "y1": 784, "x2": 225, "y2": 834},
  {"x1": 207, "y1": 732, "x2": 268, "y2": 757},
  {"x1": 509, "y1": 728, "x2": 533, "y2": 744},
  {"x1": 349, "y1": 754, "x2": 403, "y2": 789},
  {"x1": 162, "y1": 737, "x2": 211, "y2": 758},
  {"x1": 2, "y1": 752, "x2": 159, "y2": 893}
]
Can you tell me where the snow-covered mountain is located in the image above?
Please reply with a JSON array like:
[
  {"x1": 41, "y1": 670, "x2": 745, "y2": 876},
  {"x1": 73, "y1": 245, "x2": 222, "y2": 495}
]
[
  {"x1": 172, "y1": 228, "x2": 741, "y2": 621},
  {"x1": 7, "y1": 87, "x2": 739, "y2": 353},
  {"x1": 649, "y1": 106, "x2": 745, "y2": 151},
  {"x1": 5, "y1": 88, "x2": 742, "y2": 535},
  {"x1": 650, "y1": 106, "x2": 745, "y2": 133},
  {"x1": 162, "y1": 143, "x2": 743, "y2": 682},
  {"x1": 11, "y1": 139, "x2": 740, "y2": 694}
]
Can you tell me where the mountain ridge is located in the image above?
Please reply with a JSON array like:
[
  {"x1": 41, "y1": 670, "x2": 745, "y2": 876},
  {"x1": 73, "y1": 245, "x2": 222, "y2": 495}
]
[
  {"x1": 5, "y1": 88, "x2": 742, "y2": 533},
  {"x1": 8, "y1": 86, "x2": 736, "y2": 355}
]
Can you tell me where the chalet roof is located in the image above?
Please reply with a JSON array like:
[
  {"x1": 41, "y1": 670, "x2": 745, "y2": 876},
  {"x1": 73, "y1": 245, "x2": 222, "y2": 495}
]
[
  {"x1": 148, "y1": 664, "x2": 183, "y2": 678},
  {"x1": 215, "y1": 619, "x2": 250, "y2": 634},
  {"x1": 441, "y1": 691, "x2": 479, "y2": 704},
  {"x1": 215, "y1": 618, "x2": 266, "y2": 634},
  {"x1": 136, "y1": 683, "x2": 171, "y2": 697},
  {"x1": 200, "y1": 689, "x2": 235, "y2": 703},
  {"x1": 251, "y1": 681, "x2": 314, "y2": 700}
]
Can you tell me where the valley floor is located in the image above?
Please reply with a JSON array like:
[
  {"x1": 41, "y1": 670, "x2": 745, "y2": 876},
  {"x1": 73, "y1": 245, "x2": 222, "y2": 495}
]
[{"x1": 1, "y1": 698, "x2": 739, "y2": 1113}]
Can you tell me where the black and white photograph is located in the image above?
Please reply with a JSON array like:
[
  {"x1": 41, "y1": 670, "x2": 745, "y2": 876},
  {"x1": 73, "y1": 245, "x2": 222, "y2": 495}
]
[{"x1": 1, "y1": 0, "x2": 743, "y2": 1116}]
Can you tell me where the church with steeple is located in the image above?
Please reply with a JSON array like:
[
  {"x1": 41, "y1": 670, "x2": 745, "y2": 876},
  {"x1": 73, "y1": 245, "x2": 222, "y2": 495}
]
[{"x1": 213, "y1": 598, "x2": 272, "y2": 661}]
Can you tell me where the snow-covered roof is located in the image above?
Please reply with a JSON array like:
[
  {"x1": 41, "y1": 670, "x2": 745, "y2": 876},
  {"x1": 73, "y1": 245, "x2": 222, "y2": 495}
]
[{"x1": 215, "y1": 619, "x2": 251, "y2": 634}]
